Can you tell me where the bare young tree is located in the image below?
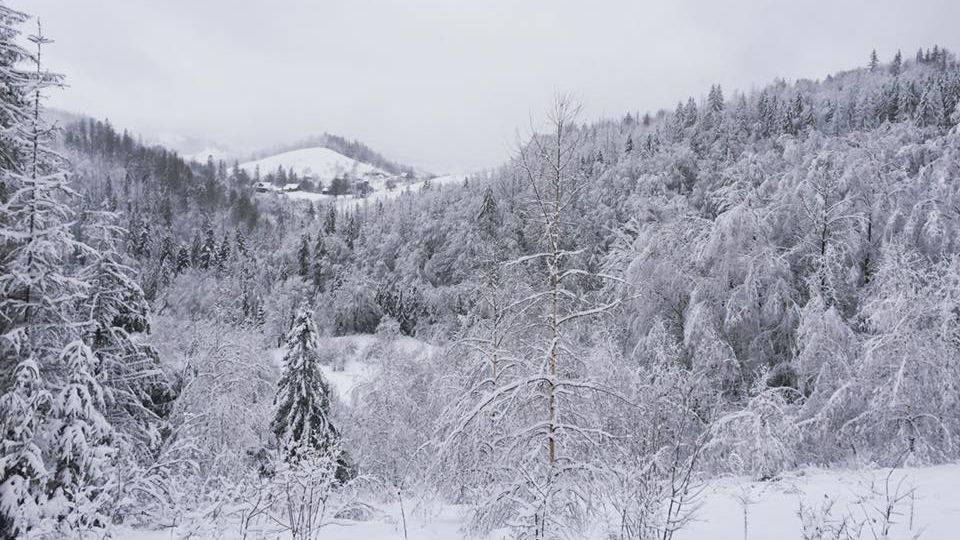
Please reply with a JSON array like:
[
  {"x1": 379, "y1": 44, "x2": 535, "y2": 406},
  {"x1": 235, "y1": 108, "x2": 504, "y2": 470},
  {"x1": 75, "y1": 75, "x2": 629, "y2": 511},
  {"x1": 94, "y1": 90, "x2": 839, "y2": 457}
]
[{"x1": 438, "y1": 95, "x2": 624, "y2": 539}]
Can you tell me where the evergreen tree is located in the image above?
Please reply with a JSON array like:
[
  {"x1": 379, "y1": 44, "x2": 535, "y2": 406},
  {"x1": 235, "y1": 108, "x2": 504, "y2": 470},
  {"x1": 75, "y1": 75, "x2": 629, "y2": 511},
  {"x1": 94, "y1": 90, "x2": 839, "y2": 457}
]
[
  {"x1": 323, "y1": 206, "x2": 336, "y2": 234},
  {"x1": 312, "y1": 234, "x2": 327, "y2": 292},
  {"x1": 47, "y1": 340, "x2": 114, "y2": 535},
  {"x1": 217, "y1": 231, "x2": 231, "y2": 267},
  {"x1": 0, "y1": 358, "x2": 48, "y2": 537},
  {"x1": 915, "y1": 83, "x2": 946, "y2": 127},
  {"x1": 0, "y1": 14, "x2": 107, "y2": 535},
  {"x1": 198, "y1": 221, "x2": 216, "y2": 269},
  {"x1": 869, "y1": 49, "x2": 879, "y2": 71},
  {"x1": 174, "y1": 245, "x2": 190, "y2": 274},
  {"x1": 79, "y1": 211, "x2": 161, "y2": 450},
  {"x1": 234, "y1": 227, "x2": 247, "y2": 257},
  {"x1": 683, "y1": 96, "x2": 698, "y2": 127},
  {"x1": 298, "y1": 233, "x2": 311, "y2": 277},
  {"x1": 890, "y1": 50, "x2": 902, "y2": 76},
  {"x1": 344, "y1": 214, "x2": 360, "y2": 250},
  {"x1": 272, "y1": 306, "x2": 339, "y2": 457},
  {"x1": 708, "y1": 84, "x2": 725, "y2": 114},
  {"x1": 476, "y1": 186, "x2": 500, "y2": 239}
]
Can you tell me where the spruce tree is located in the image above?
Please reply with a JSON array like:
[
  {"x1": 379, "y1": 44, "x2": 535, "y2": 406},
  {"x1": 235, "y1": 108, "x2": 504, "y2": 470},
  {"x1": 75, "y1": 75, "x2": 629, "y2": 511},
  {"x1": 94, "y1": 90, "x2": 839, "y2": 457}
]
[
  {"x1": 312, "y1": 234, "x2": 327, "y2": 292},
  {"x1": 890, "y1": 50, "x2": 902, "y2": 76},
  {"x1": 0, "y1": 13, "x2": 110, "y2": 535},
  {"x1": 323, "y1": 206, "x2": 336, "y2": 234},
  {"x1": 915, "y1": 83, "x2": 945, "y2": 128},
  {"x1": 0, "y1": 358, "x2": 47, "y2": 537},
  {"x1": 217, "y1": 231, "x2": 231, "y2": 267},
  {"x1": 48, "y1": 341, "x2": 115, "y2": 534},
  {"x1": 272, "y1": 305, "x2": 339, "y2": 457},
  {"x1": 234, "y1": 227, "x2": 247, "y2": 257},
  {"x1": 174, "y1": 245, "x2": 190, "y2": 274},
  {"x1": 199, "y1": 221, "x2": 216, "y2": 269},
  {"x1": 298, "y1": 233, "x2": 311, "y2": 277},
  {"x1": 79, "y1": 211, "x2": 159, "y2": 449}
]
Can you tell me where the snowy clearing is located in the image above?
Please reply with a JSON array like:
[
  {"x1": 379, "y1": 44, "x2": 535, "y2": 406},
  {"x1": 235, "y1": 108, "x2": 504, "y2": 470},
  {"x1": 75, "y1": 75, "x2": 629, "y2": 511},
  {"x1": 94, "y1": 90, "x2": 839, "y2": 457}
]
[
  {"x1": 269, "y1": 173, "x2": 467, "y2": 209},
  {"x1": 115, "y1": 462, "x2": 960, "y2": 539}
]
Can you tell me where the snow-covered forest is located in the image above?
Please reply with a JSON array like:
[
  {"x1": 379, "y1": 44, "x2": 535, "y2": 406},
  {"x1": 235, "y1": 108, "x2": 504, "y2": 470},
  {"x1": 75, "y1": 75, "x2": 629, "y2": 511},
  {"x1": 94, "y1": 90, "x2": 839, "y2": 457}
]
[{"x1": 2, "y1": 1, "x2": 960, "y2": 538}]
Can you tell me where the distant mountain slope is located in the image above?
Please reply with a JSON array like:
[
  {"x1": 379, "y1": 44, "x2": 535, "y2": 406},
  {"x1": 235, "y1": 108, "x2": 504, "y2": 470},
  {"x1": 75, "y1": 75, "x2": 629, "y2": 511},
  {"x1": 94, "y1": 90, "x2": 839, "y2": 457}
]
[
  {"x1": 239, "y1": 146, "x2": 388, "y2": 182},
  {"x1": 247, "y1": 132, "x2": 418, "y2": 177}
]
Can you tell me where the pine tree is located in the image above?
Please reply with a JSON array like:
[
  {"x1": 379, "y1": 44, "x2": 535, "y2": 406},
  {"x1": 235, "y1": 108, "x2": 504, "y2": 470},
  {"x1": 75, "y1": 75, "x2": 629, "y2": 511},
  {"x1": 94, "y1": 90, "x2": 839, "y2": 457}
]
[
  {"x1": 890, "y1": 50, "x2": 902, "y2": 76},
  {"x1": 624, "y1": 134, "x2": 633, "y2": 154},
  {"x1": 47, "y1": 340, "x2": 114, "y2": 535},
  {"x1": 0, "y1": 13, "x2": 104, "y2": 535},
  {"x1": 0, "y1": 358, "x2": 48, "y2": 537},
  {"x1": 312, "y1": 234, "x2": 327, "y2": 292},
  {"x1": 298, "y1": 233, "x2": 311, "y2": 277},
  {"x1": 344, "y1": 214, "x2": 360, "y2": 250},
  {"x1": 79, "y1": 211, "x2": 159, "y2": 450},
  {"x1": 198, "y1": 221, "x2": 216, "y2": 269},
  {"x1": 323, "y1": 206, "x2": 336, "y2": 234},
  {"x1": 683, "y1": 96, "x2": 698, "y2": 127},
  {"x1": 217, "y1": 231, "x2": 231, "y2": 267},
  {"x1": 234, "y1": 227, "x2": 247, "y2": 257},
  {"x1": 869, "y1": 49, "x2": 879, "y2": 71},
  {"x1": 477, "y1": 186, "x2": 500, "y2": 239},
  {"x1": 174, "y1": 245, "x2": 190, "y2": 274},
  {"x1": 272, "y1": 306, "x2": 339, "y2": 457},
  {"x1": 915, "y1": 82, "x2": 945, "y2": 128},
  {"x1": 708, "y1": 84, "x2": 725, "y2": 114}
]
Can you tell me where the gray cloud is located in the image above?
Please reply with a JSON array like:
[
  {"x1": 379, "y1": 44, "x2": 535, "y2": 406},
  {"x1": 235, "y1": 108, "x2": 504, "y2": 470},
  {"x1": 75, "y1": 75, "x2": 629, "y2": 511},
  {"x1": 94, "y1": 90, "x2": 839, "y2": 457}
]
[{"x1": 24, "y1": 0, "x2": 960, "y2": 172}]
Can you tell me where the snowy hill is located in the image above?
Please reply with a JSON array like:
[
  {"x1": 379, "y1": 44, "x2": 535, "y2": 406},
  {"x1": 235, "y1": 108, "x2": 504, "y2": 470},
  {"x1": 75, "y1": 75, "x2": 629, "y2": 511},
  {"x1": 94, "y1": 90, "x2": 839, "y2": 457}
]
[{"x1": 239, "y1": 146, "x2": 389, "y2": 184}]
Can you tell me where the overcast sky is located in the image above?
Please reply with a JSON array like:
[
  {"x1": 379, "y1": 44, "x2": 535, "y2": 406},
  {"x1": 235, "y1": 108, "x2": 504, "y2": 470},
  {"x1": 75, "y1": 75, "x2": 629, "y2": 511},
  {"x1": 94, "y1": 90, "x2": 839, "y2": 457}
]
[{"x1": 24, "y1": 0, "x2": 960, "y2": 173}]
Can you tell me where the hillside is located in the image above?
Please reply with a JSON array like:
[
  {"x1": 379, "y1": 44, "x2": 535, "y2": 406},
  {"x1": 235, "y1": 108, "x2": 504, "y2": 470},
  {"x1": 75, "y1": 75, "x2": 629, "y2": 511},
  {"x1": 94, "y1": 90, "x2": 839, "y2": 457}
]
[
  {"x1": 240, "y1": 146, "x2": 389, "y2": 184},
  {"x1": 247, "y1": 132, "x2": 419, "y2": 177}
]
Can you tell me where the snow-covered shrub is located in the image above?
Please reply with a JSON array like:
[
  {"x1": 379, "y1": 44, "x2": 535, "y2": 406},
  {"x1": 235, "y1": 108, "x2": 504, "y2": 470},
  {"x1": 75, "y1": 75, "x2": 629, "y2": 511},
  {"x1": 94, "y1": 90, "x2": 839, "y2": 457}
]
[{"x1": 706, "y1": 373, "x2": 802, "y2": 480}]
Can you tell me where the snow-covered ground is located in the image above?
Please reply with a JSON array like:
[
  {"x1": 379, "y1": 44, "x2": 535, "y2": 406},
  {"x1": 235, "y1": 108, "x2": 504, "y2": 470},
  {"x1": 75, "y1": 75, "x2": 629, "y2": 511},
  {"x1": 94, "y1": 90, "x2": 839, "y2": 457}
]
[
  {"x1": 240, "y1": 147, "x2": 387, "y2": 183},
  {"x1": 274, "y1": 173, "x2": 467, "y2": 210},
  {"x1": 677, "y1": 464, "x2": 959, "y2": 540},
  {"x1": 117, "y1": 462, "x2": 960, "y2": 539}
]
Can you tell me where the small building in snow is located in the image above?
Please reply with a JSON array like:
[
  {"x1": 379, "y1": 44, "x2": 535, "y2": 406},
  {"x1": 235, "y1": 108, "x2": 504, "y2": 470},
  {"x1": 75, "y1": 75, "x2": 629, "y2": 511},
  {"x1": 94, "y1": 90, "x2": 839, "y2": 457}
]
[{"x1": 254, "y1": 181, "x2": 276, "y2": 193}]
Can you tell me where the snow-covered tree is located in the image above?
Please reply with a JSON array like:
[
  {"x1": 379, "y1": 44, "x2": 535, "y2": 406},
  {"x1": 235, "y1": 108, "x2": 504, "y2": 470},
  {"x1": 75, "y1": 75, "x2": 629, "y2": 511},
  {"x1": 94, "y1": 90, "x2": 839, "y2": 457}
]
[
  {"x1": 272, "y1": 305, "x2": 339, "y2": 458},
  {"x1": 46, "y1": 340, "x2": 115, "y2": 536},
  {"x1": 0, "y1": 13, "x2": 99, "y2": 536},
  {"x1": 79, "y1": 209, "x2": 162, "y2": 452},
  {"x1": 440, "y1": 96, "x2": 622, "y2": 538},
  {"x1": 0, "y1": 358, "x2": 48, "y2": 537}
]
